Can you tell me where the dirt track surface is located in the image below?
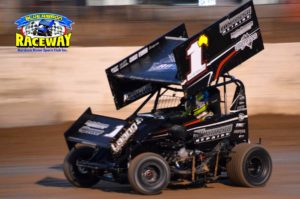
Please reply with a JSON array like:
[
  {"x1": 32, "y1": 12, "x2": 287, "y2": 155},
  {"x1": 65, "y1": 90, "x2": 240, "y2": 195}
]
[{"x1": 0, "y1": 114, "x2": 300, "y2": 199}]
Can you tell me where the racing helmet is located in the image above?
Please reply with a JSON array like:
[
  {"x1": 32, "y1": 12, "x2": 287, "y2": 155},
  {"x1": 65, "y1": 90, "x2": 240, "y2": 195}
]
[{"x1": 192, "y1": 90, "x2": 209, "y2": 117}]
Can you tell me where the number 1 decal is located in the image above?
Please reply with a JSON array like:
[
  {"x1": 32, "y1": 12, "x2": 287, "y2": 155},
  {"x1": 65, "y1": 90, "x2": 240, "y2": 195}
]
[{"x1": 186, "y1": 34, "x2": 208, "y2": 81}]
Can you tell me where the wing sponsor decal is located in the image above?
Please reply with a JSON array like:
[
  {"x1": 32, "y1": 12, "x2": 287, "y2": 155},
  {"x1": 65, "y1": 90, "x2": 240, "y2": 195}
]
[
  {"x1": 148, "y1": 54, "x2": 176, "y2": 72},
  {"x1": 110, "y1": 65, "x2": 119, "y2": 73},
  {"x1": 235, "y1": 32, "x2": 258, "y2": 51},
  {"x1": 231, "y1": 21, "x2": 254, "y2": 39},
  {"x1": 85, "y1": 120, "x2": 109, "y2": 129},
  {"x1": 119, "y1": 59, "x2": 129, "y2": 69},
  {"x1": 110, "y1": 60, "x2": 129, "y2": 73},
  {"x1": 109, "y1": 46, "x2": 150, "y2": 74},
  {"x1": 138, "y1": 47, "x2": 148, "y2": 57},
  {"x1": 123, "y1": 83, "x2": 153, "y2": 102},
  {"x1": 219, "y1": 6, "x2": 252, "y2": 35},
  {"x1": 78, "y1": 120, "x2": 110, "y2": 136},
  {"x1": 129, "y1": 54, "x2": 138, "y2": 63},
  {"x1": 148, "y1": 63, "x2": 175, "y2": 72},
  {"x1": 79, "y1": 126, "x2": 104, "y2": 136}
]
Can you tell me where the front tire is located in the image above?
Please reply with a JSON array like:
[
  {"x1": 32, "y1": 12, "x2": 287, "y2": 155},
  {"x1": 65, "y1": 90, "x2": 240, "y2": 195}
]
[
  {"x1": 128, "y1": 152, "x2": 170, "y2": 195},
  {"x1": 226, "y1": 143, "x2": 272, "y2": 187},
  {"x1": 63, "y1": 146, "x2": 100, "y2": 188}
]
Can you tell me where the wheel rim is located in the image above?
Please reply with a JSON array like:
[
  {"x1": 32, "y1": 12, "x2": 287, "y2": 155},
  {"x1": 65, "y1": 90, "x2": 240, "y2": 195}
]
[
  {"x1": 76, "y1": 159, "x2": 88, "y2": 174},
  {"x1": 142, "y1": 166, "x2": 160, "y2": 184},
  {"x1": 243, "y1": 148, "x2": 271, "y2": 186},
  {"x1": 137, "y1": 161, "x2": 166, "y2": 189},
  {"x1": 72, "y1": 151, "x2": 94, "y2": 177},
  {"x1": 246, "y1": 156, "x2": 263, "y2": 177}
]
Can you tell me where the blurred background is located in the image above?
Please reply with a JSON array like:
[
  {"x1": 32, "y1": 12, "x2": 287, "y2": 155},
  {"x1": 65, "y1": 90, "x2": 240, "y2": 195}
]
[{"x1": 0, "y1": 0, "x2": 300, "y2": 127}]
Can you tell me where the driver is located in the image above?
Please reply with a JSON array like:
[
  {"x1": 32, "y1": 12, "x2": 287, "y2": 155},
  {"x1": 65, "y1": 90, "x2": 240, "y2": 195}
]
[{"x1": 184, "y1": 90, "x2": 213, "y2": 121}]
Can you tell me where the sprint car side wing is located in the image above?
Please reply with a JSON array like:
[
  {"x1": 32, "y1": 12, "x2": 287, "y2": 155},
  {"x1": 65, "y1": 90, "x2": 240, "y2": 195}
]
[{"x1": 173, "y1": 0, "x2": 264, "y2": 95}]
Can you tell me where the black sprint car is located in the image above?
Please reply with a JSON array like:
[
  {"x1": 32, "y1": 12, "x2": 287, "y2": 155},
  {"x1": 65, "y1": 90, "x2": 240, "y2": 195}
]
[{"x1": 63, "y1": 1, "x2": 272, "y2": 194}]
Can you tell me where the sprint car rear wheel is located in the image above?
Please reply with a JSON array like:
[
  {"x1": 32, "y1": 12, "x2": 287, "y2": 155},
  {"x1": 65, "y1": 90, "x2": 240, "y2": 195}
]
[
  {"x1": 128, "y1": 152, "x2": 170, "y2": 195},
  {"x1": 63, "y1": 146, "x2": 100, "y2": 188},
  {"x1": 226, "y1": 143, "x2": 272, "y2": 187}
]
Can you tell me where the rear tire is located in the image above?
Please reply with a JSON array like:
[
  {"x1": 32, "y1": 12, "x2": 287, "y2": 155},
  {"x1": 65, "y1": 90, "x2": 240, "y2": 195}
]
[
  {"x1": 128, "y1": 152, "x2": 170, "y2": 195},
  {"x1": 226, "y1": 143, "x2": 272, "y2": 187},
  {"x1": 63, "y1": 146, "x2": 100, "y2": 188}
]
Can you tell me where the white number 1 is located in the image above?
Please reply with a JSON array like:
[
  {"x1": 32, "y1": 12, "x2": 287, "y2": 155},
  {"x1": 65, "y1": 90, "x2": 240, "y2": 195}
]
[{"x1": 186, "y1": 35, "x2": 208, "y2": 81}]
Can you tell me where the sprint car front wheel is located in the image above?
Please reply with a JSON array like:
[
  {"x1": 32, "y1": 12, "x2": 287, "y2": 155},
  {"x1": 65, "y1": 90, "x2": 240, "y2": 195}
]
[
  {"x1": 63, "y1": 146, "x2": 100, "y2": 188},
  {"x1": 128, "y1": 152, "x2": 170, "y2": 195},
  {"x1": 226, "y1": 143, "x2": 272, "y2": 187}
]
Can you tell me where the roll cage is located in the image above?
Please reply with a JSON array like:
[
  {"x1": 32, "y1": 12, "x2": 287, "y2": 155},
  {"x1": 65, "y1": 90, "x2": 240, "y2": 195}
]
[{"x1": 128, "y1": 74, "x2": 246, "y2": 120}]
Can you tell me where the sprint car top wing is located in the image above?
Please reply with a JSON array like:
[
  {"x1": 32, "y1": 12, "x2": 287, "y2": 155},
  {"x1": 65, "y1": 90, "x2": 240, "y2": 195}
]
[
  {"x1": 173, "y1": 0, "x2": 264, "y2": 95},
  {"x1": 106, "y1": 24, "x2": 188, "y2": 109}
]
